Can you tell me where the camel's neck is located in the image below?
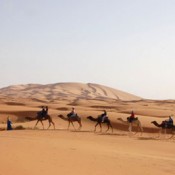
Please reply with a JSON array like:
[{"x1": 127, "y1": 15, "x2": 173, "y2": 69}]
[
  {"x1": 88, "y1": 117, "x2": 98, "y2": 122},
  {"x1": 59, "y1": 115, "x2": 68, "y2": 121},
  {"x1": 152, "y1": 121, "x2": 161, "y2": 128},
  {"x1": 118, "y1": 118, "x2": 128, "y2": 124}
]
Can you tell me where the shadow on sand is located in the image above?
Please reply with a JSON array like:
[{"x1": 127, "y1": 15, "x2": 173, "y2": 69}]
[
  {"x1": 137, "y1": 136, "x2": 158, "y2": 141},
  {"x1": 96, "y1": 132, "x2": 127, "y2": 136},
  {"x1": 70, "y1": 130, "x2": 94, "y2": 133}
]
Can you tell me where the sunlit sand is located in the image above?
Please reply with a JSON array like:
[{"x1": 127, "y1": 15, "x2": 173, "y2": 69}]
[{"x1": 0, "y1": 83, "x2": 175, "y2": 175}]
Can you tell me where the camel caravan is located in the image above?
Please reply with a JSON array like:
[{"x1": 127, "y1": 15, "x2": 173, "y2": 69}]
[{"x1": 22, "y1": 105, "x2": 175, "y2": 139}]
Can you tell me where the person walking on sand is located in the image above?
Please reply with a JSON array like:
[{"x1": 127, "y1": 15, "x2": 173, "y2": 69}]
[{"x1": 7, "y1": 117, "x2": 13, "y2": 130}]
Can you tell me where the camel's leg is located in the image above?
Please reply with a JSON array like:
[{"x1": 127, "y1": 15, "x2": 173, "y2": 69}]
[
  {"x1": 67, "y1": 121, "x2": 70, "y2": 130},
  {"x1": 163, "y1": 129, "x2": 167, "y2": 139},
  {"x1": 47, "y1": 122, "x2": 51, "y2": 129},
  {"x1": 138, "y1": 126, "x2": 143, "y2": 136},
  {"x1": 71, "y1": 122, "x2": 76, "y2": 130},
  {"x1": 168, "y1": 129, "x2": 174, "y2": 139},
  {"x1": 156, "y1": 128, "x2": 162, "y2": 138},
  {"x1": 34, "y1": 120, "x2": 39, "y2": 129},
  {"x1": 136, "y1": 123, "x2": 143, "y2": 136},
  {"x1": 99, "y1": 123, "x2": 102, "y2": 132},
  {"x1": 110, "y1": 123, "x2": 113, "y2": 133},
  {"x1": 140, "y1": 124, "x2": 144, "y2": 136},
  {"x1": 78, "y1": 121, "x2": 82, "y2": 130},
  {"x1": 128, "y1": 123, "x2": 132, "y2": 132},
  {"x1": 94, "y1": 123, "x2": 99, "y2": 132},
  {"x1": 128, "y1": 123, "x2": 133, "y2": 136},
  {"x1": 52, "y1": 121, "x2": 55, "y2": 129},
  {"x1": 105, "y1": 124, "x2": 110, "y2": 132},
  {"x1": 48, "y1": 118, "x2": 55, "y2": 129},
  {"x1": 40, "y1": 120, "x2": 44, "y2": 129}
]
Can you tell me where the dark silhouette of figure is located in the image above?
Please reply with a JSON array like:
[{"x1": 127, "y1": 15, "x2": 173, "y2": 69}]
[{"x1": 7, "y1": 117, "x2": 13, "y2": 130}]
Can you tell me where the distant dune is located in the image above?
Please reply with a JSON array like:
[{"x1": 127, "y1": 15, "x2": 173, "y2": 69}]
[{"x1": 0, "y1": 82, "x2": 141, "y2": 101}]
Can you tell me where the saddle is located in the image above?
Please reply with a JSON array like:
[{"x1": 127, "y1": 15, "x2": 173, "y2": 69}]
[
  {"x1": 127, "y1": 117, "x2": 138, "y2": 123},
  {"x1": 67, "y1": 113, "x2": 77, "y2": 118}
]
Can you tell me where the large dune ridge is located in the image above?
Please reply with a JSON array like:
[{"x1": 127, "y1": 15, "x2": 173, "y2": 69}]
[
  {"x1": 0, "y1": 82, "x2": 175, "y2": 175},
  {"x1": 0, "y1": 82, "x2": 141, "y2": 101}
]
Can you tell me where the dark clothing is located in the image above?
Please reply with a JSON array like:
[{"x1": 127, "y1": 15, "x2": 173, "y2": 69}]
[{"x1": 7, "y1": 119, "x2": 13, "y2": 130}]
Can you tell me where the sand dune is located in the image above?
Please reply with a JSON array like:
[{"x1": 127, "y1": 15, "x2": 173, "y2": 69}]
[{"x1": 0, "y1": 82, "x2": 141, "y2": 101}]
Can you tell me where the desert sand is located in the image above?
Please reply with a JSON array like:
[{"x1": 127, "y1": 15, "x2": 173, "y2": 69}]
[{"x1": 0, "y1": 83, "x2": 175, "y2": 175}]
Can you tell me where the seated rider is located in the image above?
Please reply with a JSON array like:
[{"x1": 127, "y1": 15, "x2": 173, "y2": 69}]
[
  {"x1": 163, "y1": 115, "x2": 174, "y2": 127},
  {"x1": 101, "y1": 110, "x2": 108, "y2": 122},
  {"x1": 43, "y1": 106, "x2": 48, "y2": 119},
  {"x1": 67, "y1": 107, "x2": 77, "y2": 118},
  {"x1": 38, "y1": 106, "x2": 47, "y2": 119},
  {"x1": 45, "y1": 106, "x2": 48, "y2": 116},
  {"x1": 128, "y1": 111, "x2": 135, "y2": 123}
]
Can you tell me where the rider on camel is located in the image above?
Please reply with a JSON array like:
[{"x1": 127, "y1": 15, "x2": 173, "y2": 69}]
[
  {"x1": 67, "y1": 107, "x2": 77, "y2": 118},
  {"x1": 101, "y1": 110, "x2": 108, "y2": 122},
  {"x1": 38, "y1": 106, "x2": 48, "y2": 119},
  {"x1": 128, "y1": 110, "x2": 136, "y2": 123},
  {"x1": 162, "y1": 115, "x2": 174, "y2": 127}
]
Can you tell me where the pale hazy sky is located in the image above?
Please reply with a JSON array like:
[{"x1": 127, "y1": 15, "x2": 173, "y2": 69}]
[{"x1": 0, "y1": 0, "x2": 175, "y2": 99}]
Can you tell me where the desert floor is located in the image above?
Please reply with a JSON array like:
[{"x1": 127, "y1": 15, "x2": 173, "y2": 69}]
[{"x1": 0, "y1": 118, "x2": 175, "y2": 175}]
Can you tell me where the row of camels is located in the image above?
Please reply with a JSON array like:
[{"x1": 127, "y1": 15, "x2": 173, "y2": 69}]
[{"x1": 26, "y1": 112, "x2": 175, "y2": 138}]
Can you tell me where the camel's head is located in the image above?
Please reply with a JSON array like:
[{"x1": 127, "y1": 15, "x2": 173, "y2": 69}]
[
  {"x1": 87, "y1": 116, "x2": 93, "y2": 120},
  {"x1": 58, "y1": 114, "x2": 63, "y2": 118}
]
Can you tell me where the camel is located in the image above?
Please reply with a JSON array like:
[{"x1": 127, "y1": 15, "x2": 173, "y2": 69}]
[
  {"x1": 117, "y1": 117, "x2": 143, "y2": 134},
  {"x1": 26, "y1": 113, "x2": 55, "y2": 129},
  {"x1": 57, "y1": 114, "x2": 82, "y2": 130},
  {"x1": 87, "y1": 116, "x2": 113, "y2": 133},
  {"x1": 151, "y1": 121, "x2": 175, "y2": 139}
]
